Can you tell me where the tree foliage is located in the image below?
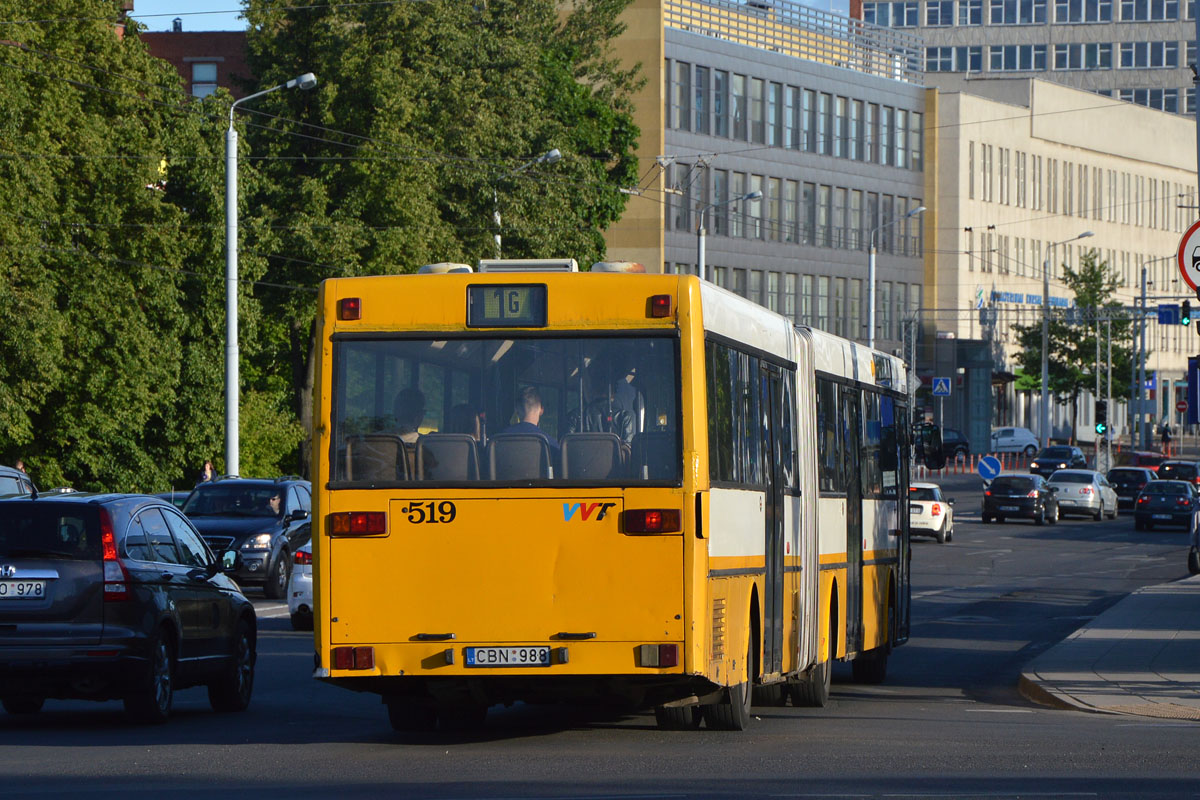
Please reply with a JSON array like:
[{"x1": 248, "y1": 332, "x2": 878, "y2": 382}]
[
  {"x1": 0, "y1": 0, "x2": 640, "y2": 489},
  {"x1": 1011, "y1": 250, "x2": 1135, "y2": 442}
]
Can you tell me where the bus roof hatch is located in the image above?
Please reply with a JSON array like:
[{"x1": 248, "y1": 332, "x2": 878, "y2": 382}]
[{"x1": 476, "y1": 259, "x2": 578, "y2": 273}]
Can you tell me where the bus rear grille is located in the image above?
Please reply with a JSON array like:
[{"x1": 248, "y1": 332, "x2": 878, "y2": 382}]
[{"x1": 712, "y1": 598, "x2": 726, "y2": 660}]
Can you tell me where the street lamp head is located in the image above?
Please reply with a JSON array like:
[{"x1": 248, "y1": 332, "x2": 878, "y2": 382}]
[
  {"x1": 541, "y1": 148, "x2": 562, "y2": 165},
  {"x1": 287, "y1": 72, "x2": 318, "y2": 91},
  {"x1": 1078, "y1": 230, "x2": 1094, "y2": 240},
  {"x1": 744, "y1": 190, "x2": 763, "y2": 201},
  {"x1": 908, "y1": 205, "x2": 927, "y2": 217}
]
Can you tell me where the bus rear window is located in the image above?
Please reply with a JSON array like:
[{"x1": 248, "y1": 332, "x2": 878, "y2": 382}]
[{"x1": 330, "y1": 335, "x2": 681, "y2": 486}]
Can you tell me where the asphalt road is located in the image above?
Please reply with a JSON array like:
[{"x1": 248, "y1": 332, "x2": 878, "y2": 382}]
[{"x1": 3, "y1": 477, "x2": 1199, "y2": 799}]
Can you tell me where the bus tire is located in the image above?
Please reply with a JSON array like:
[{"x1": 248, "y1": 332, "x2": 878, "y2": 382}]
[
  {"x1": 386, "y1": 699, "x2": 438, "y2": 733},
  {"x1": 752, "y1": 683, "x2": 787, "y2": 706},
  {"x1": 852, "y1": 601, "x2": 893, "y2": 685},
  {"x1": 788, "y1": 607, "x2": 834, "y2": 708},
  {"x1": 702, "y1": 632, "x2": 753, "y2": 730},
  {"x1": 654, "y1": 705, "x2": 701, "y2": 730}
]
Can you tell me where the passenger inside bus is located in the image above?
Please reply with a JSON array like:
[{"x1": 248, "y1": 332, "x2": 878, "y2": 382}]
[
  {"x1": 566, "y1": 354, "x2": 639, "y2": 443},
  {"x1": 393, "y1": 388, "x2": 425, "y2": 444}
]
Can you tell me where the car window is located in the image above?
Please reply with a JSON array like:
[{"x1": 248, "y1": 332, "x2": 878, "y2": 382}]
[
  {"x1": 1144, "y1": 482, "x2": 1189, "y2": 495},
  {"x1": 138, "y1": 509, "x2": 181, "y2": 565},
  {"x1": 287, "y1": 486, "x2": 302, "y2": 515},
  {"x1": 183, "y1": 484, "x2": 280, "y2": 518},
  {"x1": 0, "y1": 505, "x2": 99, "y2": 559},
  {"x1": 911, "y1": 487, "x2": 937, "y2": 501},
  {"x1": 163, "y1": 509, "x2": 211, "y2": 568},
  {"x1": 297, "y1": 485, "x2": 311, "y2": 511},
  {"x1": 1050, "y1": 472, "x2": 1092, "y2": 484},
  {"x1": 996, "y1": 429, "x2": 1012, "y2": 437},
  {"x1": 990, "y1": 477, "x2": 1034, "y2": 491},
  {"x1": 1159, "y1": 464, "x2": 1197, "y2": 480},
  {"x1": 0, "y1": 475, "x2": 23, "y2": 495},
  {"x1": 1039, "y1": 447, "x2": 1072, "y2": 459},
  {"x1": 122, "y1": 518, "x2": 156, "y2": 562}
]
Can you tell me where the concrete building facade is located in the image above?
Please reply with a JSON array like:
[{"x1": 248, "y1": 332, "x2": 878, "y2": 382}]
[{"x1": 926, "y1": 77, "x2": 1197, "y2": 450}]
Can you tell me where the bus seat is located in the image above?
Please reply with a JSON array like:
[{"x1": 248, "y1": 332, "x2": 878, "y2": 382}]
[
  {"x1": 345, "y1": 434, "x2": 410, "y2": 481},
  {"x1": 561, "y1": 432, "x2": 624, "y2": 480},
  {"x1": 630, "y1": 431, "x2": 676, "y2": 481},
  {"x1": 417, "y1": 434, "x2": 479, "y2": 481},
  {"x1": 487, "y1": 434, "x2": 553, "y2": 481}
]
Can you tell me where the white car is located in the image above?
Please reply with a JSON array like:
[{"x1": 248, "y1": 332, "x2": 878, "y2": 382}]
[
  {"x1": 990, "y1": 426, "x2": 1040, "y2": 456},
  {"x1": 287, "y1": 540, "x2": 313, "y2": 631},
  {"x1": 910, "y1": 482, "x2": 954, "y2": 543}
]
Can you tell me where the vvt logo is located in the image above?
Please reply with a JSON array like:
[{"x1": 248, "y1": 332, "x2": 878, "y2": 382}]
[{"x1": 562, "y1": 502, "x2": 617, "y2": 522}]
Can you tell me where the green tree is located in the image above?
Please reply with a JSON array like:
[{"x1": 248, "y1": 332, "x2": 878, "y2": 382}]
[
  {"x1": 1012, "y1": 250, "x2": 1135, "y2": 443},
  {"x1": 0, "y1": 0, "x2": 233, "y2": 491},
  {"x1": 239, "y1": 0, "x2": 641, "y2": 473}
]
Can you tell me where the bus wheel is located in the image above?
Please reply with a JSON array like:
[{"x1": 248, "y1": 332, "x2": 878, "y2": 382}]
[
  {"x1": 852, "y1": 603, "x2": 893, "y2": 685},
  {"x1": 702, "y1": 634, "x2": 754, "y2": 730},
  {"x1": 654, "y1": 705, "x2": 701, "y2": 730},
  {"x1": 752, "y1": 683, "x2": 787, "y2": 706},
  {"x1": 386, "y1": 699, "x2": 438, "y2": 733},
  {"x1": 788, "y1": 617, "x2": 832, "y2": 708}
]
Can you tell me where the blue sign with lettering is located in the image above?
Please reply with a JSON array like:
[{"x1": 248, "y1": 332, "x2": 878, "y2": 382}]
[{"x1": 978, "y1": 455, "x2": 1003, "y2": 481}]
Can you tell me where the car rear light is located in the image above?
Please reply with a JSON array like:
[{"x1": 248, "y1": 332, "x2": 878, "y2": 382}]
[
  {"x1": 338, "y1": 297, "x2": 361, "y2": 320},
  {"x1": 293, "y1": 550, "x2": 313, "y2": 565},
  {"x1": 1026, "y1": 490, "x2": 1038, "y2": 498},
  {"x1": 984, "y1": 490, "x2": 991, "y2": 496},
  {"x1": 1080, "y1": 487, "x2": 1093, "y2": 495},
  {"x1": 623, "y1": 509, "x2": 681, "y2": 533},
  {"x1": 649, "y1": 294, "x2": 672, "y2": 318},
  {"x1": 100, "y1": 510, "x2": 130, "y2": 602},
  {"x1": 1137, "y1": 496, "x2": 1150, "y2": 504},
  {"x1": 930, "y1": 503, "x2": 942, "y2": 516},
  {"x1": 329, "y1": 512, "x2": 386, "y2": 536},
  {"x1": 332, "y1": 646, "x2": 375, "y2": 670}
]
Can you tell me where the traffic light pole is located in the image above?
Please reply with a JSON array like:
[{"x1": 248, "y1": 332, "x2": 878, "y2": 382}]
[{"x1": 1107, "y1": 319, "x2": 1113, "y2": 471}]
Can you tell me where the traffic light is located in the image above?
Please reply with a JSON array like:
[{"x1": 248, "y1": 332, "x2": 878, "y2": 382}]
[
  {"x1": 1095, "y1": 400, "x2": 1108, "y2": 436},
  {"x1": 1183, "y1": 300, "x2": 1192, "y2": 327}
]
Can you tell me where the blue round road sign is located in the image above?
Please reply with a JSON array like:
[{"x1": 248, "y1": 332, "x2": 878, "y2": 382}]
[{"x1": 977, "y1": 455, "x2": 1003, "y2": 481}]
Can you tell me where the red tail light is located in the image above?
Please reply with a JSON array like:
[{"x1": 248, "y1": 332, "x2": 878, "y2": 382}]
[
  {"x1": 930, "y1": 503, "x2": 942, "y2": 516},
  {"x1": 1026, "y1": 490, "x2": 1038, "y2": 497},
  {"x1": 338, "y1": 297, "x2": 361, "y2": 320},
  {"x1": 1079, "y1": 487, "x2": 1093, "y2": 495},
  {"x1": 984, "y1": 490, "x2": 991, "y2": 496},
  {"x1": 293, "y1": 550, "x2": 313, "y2": 565},
  {"x1": 329, "y1": 512, "x2": 387, "y2": 536},
  {"x1": 1137, "y1": 496, "x2": 1150, "y2": 504},
  {"x1": 100, "y1": 510, "x2": 130, "y2": 602},
  {"x1": 1178, "y1": 497, "x2": 1192, "y2": 506},
  {"x1": 332, "y1": 646, "x2": 375, "y2": 670},
  {"x1": 623, "y1": 509, "x2": 681, "y2": 533},
  {"x1": 649, "y1": 294, "x2": 672, "y2": 318}
]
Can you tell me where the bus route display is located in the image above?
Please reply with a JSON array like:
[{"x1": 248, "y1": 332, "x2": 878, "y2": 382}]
[{"x1": 466, "y1": 284, "x2": 547, "y2": 327}]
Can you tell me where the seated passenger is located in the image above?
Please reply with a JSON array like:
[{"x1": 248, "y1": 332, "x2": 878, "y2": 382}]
[
  {"x1": 566, "y1": 357, "x2": 636, "y2": 443},
  {"x1": 500, "y1": 387, "x2": 558, "y2": 457}
]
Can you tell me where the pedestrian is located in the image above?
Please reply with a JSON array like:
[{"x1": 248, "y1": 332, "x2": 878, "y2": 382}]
[
  {"x1": 1161, "y1": 421, "x2": 1173, "y2": 456},
  {"x1": 14, "y1": 459, "x2": 25, "y2": 473},
  {"x1": 196, "y1": 458, "x2": 216, "y2": 485}
]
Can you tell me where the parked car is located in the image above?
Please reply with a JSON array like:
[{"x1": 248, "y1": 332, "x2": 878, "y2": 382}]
[
  {"x1": 982, "y1": 474, "x2": 1059, "y2": 525},
  {"x1": 1133, "y1": 480, "x2": 1200, "y2": 531},
  {"x1": 1046, "y1": 470, "x2": 1119, "y2": 520},
  {"x1": 182, "y1": 477, "x2": 312, "y2": 599},
  {"x1": 1155, "y1": 460, "x2": 1200, "y2": 487},
  {"x1": 153, "y1": 490, "x2": 189, "y2": 509},
  {"x1": 0, "y1": 464, "x2": 36, "y2": 496},
  {"x1": 0, "y1": 492, "x2": 256, "y2": 722},
  {"x1": 1116, "y1": 450, "x2": 1165, "y2": 472},
  {"x1": 990, "y1": 427, "x2": 1040, "y2": 456},
  {"x1": 288, "y1": 540, "x2": 313, "y2": 631},
  {"x1": 1106, "y1": 467, "x2": 1156, "y2": 509},
  {"x1": 909, "y1": 482, "x2": 954, "y2": 543},
  {"x1": 941, "y1": 429, "x2": 970, "y2": 459},
  {"x1": 1029, "y1": 446, "x2": 1088, "y2": 478}
]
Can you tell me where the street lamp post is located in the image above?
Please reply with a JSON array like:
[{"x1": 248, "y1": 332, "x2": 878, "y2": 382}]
[
  {"x1": 1039, "y1": 230, "x2": 1093, "y2": 450},
  {"x1": 868, "y1": 205, "x2": 925, "y2": 349},
  {"x1": 696, "y1": 190, "x2": 762, "y2": 282},
  {"x1": 493, "y1": 148, "x2": 561, "y2": 259},
  {"x1": 225, "y1": 72, "x2": 317, "y2": 477}
]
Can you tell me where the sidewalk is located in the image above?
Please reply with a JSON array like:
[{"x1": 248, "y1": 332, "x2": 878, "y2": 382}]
[{"x1": 1019, "y1": 575, "x2": 1200, "y2": 720}]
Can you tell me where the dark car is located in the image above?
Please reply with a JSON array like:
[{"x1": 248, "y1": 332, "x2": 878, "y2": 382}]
[
  {"x1": 982, "y1": 474, "x2": 1059, "y2": 525},
  {"x1": 941, "y1": 428, "x2": 970, "y2": 459},
  {"x1": 1155, "y1": 460, "x2": 1200, "y2": 487},
  {"x1": 1107, "y1": 467, "x2": 1156, "y2": 509},
  {"x1": 153, "y1": 490, "x2": 189, "y2": 509},
  {"x1": 1029, "y1": 446, "x2": 1087, "y2": 478},
  {"x1": 0, "y1": 493, "x2": 256, "y2": 722},
  {"x1": 1117, "y1": 451, "x2": 1165, "y2": 473},
  {"x1": 0, "y1": 465, "x2": 36, "y2": 496},
  {"x1": 1133, "y1": 480, "x2": 1200, "y2": 531},
  {"x1": 182, "y1": 477, "x2": 312, "y2": 599}
]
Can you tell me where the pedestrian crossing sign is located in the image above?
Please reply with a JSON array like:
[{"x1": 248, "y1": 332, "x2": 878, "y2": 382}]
[{"x1": 932, "y1": 377, "x2": 951, "y2": 397}]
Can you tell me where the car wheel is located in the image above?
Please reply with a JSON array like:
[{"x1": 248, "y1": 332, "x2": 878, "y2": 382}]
[
  {"x1": 1048, "y1": 505, "x2": 1059, "y2": 525},
  {"x1": 124, "y1": 628, "x2": 174, "y2": 724},
  {"x1": 1188, "y1": 548, "x2": 1200, "y2": 575},
  {"x1": 982, "y1": 514, "x2": 993, "y2": 524},
  {"x1": 290, "y1": 612, "x2": 313, "y2": 632},
  {"x1": 703, "y1": 630, "x2": 754, "y2": 730},
  {"x1": 947, "y1": 526, "x2": 954, "y2": 542},
  {"x1": 1, "y1": 696, "x2": 44, "y2": 715},
  {"x1": 1108, "y1": 504, "x2": 1118, "y2": 520},
  {"x1": 208, "y1": 617, "x2": 256, "y2": 712},
  {"x1": 265, "y1": 552, "x2": 291, "y2": 601},
  {"x1": 1093, "y1": 502, "x2": 1104, "y2": 522},
  {"x1": 935, "y1": 523, "x2": 946, "y2": 544},
  {"x1": 1024, "y1": 445, "x2": 1037, "y2": 456},
  {"x1": 996, "y1": 515, "x2": 1005, "y2": 524},
  {"x1": 1035, "y1": 508, "x2": 1046, "y2": 526}
]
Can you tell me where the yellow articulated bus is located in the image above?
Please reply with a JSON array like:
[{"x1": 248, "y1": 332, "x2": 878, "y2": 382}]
[{"x1": 311, "y1": 259, "x2": 944, "y2": 732}]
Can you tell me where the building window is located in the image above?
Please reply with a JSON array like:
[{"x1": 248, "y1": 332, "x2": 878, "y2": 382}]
[
  {"x1": 817, "y1": 185, "x2": 832, "y2": 247},
  {"x1": 768, "y1": 177, "x2": 781, "y2": 242},
  {"x1": 910, "y1": 111, "x2": 923, "y2": 170},
  {"x1": 864, "y1": 1, "x2": 919, "y2": 25},
  {"x1": 802, "y1": 182, "x2": 816, "y2": 245},
  {"x1": 850, "y1": 100, "x2": 862, "y2": 160},
  {"x1": 818, "y1": 276, "x2": 831, "y2": 331},
  {"x1": 732, "y1": 74, "x2": 747, "y2": 140},
  {"x1": 694, "y1": 65, "x2": 709, "y2": 135},
  {"x1": 1119, "y1": 41, "x2": 1179, "y2": 68},
  {"x1": 713, "y1": 170, "x2": 728, "y2": 236},
  {"x1": 785, "y1": 274, "x2": 797, "y2": 320},
  {"x1": 834, "y1": 278, "x2": 846, "y2": 337},
  {"x1": 750, "y1": 175, "x2": 764, "y2": 239},
  {"x1": 731, "y1": 172, "x2": 746, "y2": 237},
  {"x1": 1055, "y1": 0, "x2": 1113, "y2": 20},
  {"x1": 750, "y1": 78, "x2": 765, "y2": 144},
  {"x1": 895, "y1": 108, "x2": 908, "y2": 169},
  {"x1": 768, "y1": 272, "x2": 781, "y2": 313},
  {"x1": 1055, "y1": 42, "x2": 1113, "y2": 69},
  {"x1": 768, "y1": 82, "x2": 783, "y2": 147},
  {"x1": 802, "y1": 275, "x2": 814, "y2": 325},
  {"x1": 785, "y1": 86, "x2": 800, "y2": 149},
  {"x1": 672, "y1": 61, "x2": 690, "y2": 130},
  {"x1": 959, "y1": 0, "x2": 984, "y2": 23},
  {"x1": 1119, "y1": 0, "x2": 1178, "y2": 19},
  {"x1": 818, "y1": 92, "x2": 832, "y2": 156},
  {"x1": 785, "y1": 180, "x2": 798, "y2": 243},
  {"x1": 850, "y1": 189, "x2": 863, "y2": 250},
  {"x1": 880, "y1": 106, "x2": 893, "y2": 167},
  {"x1": 990, "y1": 0, "x2": 1047, "y2": 23},
  {"x1": 1119, "y1": 88, "x2": 1179, "y2": 111},
  {"x1": 714, "y1": 70, "x2": 729, "y2": 137},
  {"x1": 865, "y1": 103, "x2": 878, "y2": 163},
  {"x1": 989, "y1": 44, "x2": 1047, "y2": 71},
  {"x1": 802, "y1": 89, "x2": 816, "y2": 152},
  {"x1": 969, "y1": 141, "x2": 976, "y2": 199},
  {"x1": 191, "y1": 62, "x2": 218, "y2": 98},
  {"x1": 850, "y1": 279, "x2": 862, "y2": 341},
  {"x1": 835, "y1": 96, "x2": 848, "y2": 158},
  {"x1": 927, "y1": 0, "x2": 955, "y2": 24}
]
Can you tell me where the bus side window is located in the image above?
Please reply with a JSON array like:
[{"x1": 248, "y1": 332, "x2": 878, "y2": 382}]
[{"x1": 816, "y1": 378, "x2": 841, "y2": 493}]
